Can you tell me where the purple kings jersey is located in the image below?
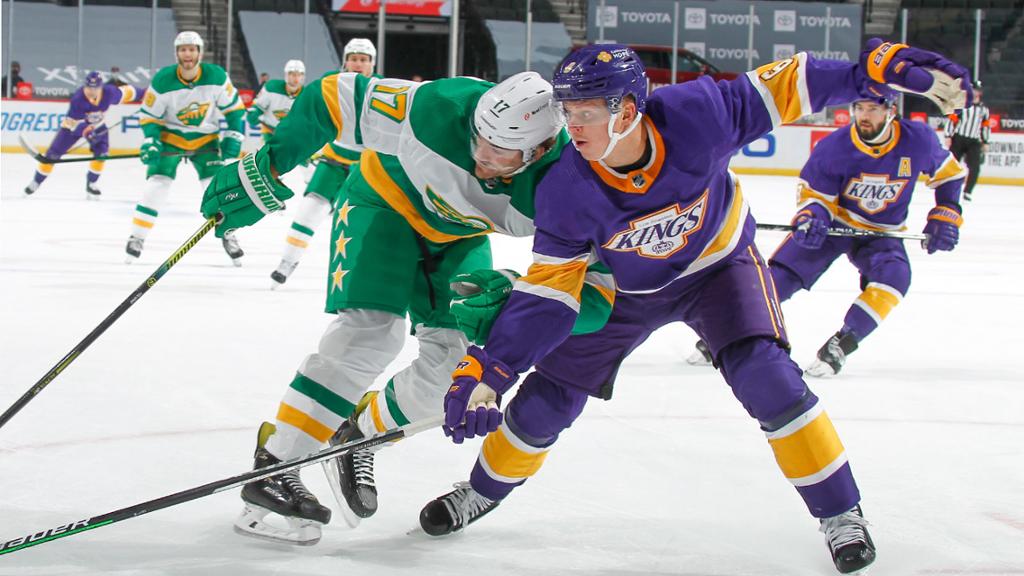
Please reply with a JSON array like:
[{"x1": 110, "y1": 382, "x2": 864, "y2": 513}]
[
  {"x1": 797, "y1": 119, "x2": 966, "y2": 232},
  {"x1": 483, "y1": 53, "x2": 891, "y2": 373},
  {"x1": 61, "y1": 84, "x2": 135, "y2": 135}
]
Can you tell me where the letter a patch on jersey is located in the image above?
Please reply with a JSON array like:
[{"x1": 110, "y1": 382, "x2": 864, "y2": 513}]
[
  {"x1": 898, "y1": 157, "x2": 912, "y2": 178},
  {"x1": 603, "y1": 191, "x2": 707, "y2": 259}
]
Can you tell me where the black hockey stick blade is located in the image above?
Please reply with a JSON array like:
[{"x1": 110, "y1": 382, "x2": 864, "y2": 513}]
[
  {"x1": 756, "y1": 222, "x2": 927, "y2": 241},
  {"x1": 17, "y1": 132, "x2": 210, "y2": 164},
  {"x1": 0, "y1": 217, "x2": 219, "y2": 431},
  {"x1": 0, "y1": 415, "x2": 443, "y2": 555}
]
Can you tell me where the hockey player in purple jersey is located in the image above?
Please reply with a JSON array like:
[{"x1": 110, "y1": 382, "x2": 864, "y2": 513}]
[
  {"x1": 774, "y1": 96, "x2": 964, "y2": 377},
  {"x1": 421, "y1": 41, "x2": 971, "y2": 574},
  {"x1": 23, "y1": 71, "x2": 137, "y2": 199}
]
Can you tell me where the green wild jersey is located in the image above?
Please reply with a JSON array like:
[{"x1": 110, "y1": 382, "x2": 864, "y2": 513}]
[
  {"x1": 140, "y1": 62, "x2": 245, "y2": 150},
  {"x1": 249, "y1": 79, "x2": 302, "y2": 131},
  {"x1": 269, "y1": 73, "x2": 570, "y2": 240}
]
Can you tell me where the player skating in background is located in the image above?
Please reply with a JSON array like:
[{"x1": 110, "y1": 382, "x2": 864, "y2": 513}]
[
  {"x1": 686, "y1": 94, "x2": 966, "y2": 377},
  {"x1": 425, "y1": 42, "x2": 971, "y2": 575},
  {"x1": 201, "y1": 69, "x2": 613, "y2": 545},
  {"x1": 23, "y1": 71, "x2": 137, "y2": 200},
  {"x1": 126, "y1": 31, "x2": 246, "y2": 265},
  {"x1": 247, "y1": 59, "x2": 306, "y2": 145},
  {"x1": 269, "y1": 38, "x2": 378, "y2": 288}
]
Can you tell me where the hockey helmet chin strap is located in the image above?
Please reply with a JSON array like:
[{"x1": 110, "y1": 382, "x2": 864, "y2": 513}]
[
  {"x1": 590, "y1": 110, "x2": 644, "y2": 162},
  {"x1": 855, "y1": 105, "x2": 897, "y2": 145}
]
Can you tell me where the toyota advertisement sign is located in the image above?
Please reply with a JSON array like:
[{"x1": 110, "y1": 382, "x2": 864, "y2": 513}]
[{"x1": 587, "y1": 0, "x2": 862, "y2": 73}]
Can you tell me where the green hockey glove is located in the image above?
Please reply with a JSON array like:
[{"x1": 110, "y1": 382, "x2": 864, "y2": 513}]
[
  {"x1": 450, "y1": 269, "x2": 521, "y2": 345},
  {"x1": 200, "y1": 147, "x2": 294, "y2": 237},
  {"x1": 140, "y1": 137, "x2": 162, "y2": 166}
]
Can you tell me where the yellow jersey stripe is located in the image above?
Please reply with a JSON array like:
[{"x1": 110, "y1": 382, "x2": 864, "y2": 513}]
[
  {"x1": 519, "y1": 261, "x2": 588, "y2": 303},
  {"x1": 321, "y1": 74, "x2": 344, "y2": 140},
  {"x1": 927, "y1": 154, "x2": 967, "y2": 188},
  {"x1": 159, "y1": 132, "x2": 218, "y2": 150},
  {"x1": 360, "y1": 150, "x2": 479, "y2": 244}
]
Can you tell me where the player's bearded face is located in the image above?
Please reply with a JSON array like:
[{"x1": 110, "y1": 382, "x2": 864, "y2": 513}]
[
  {"x1": 853, "y1": 102, "x2": 889, "y2": 141},
  {"x1": 345, "y1": 54, "x2": 373, "y2": 77},
  {"x1": 177, "y1": 46, "x2": 200, "y2": 71},
  {"x1": 471, "y1": 135, "x2": 526, "y2": 179}
]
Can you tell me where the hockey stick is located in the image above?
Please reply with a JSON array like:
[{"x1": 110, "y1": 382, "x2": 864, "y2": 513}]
[
  {"x1": 0, "y1": 216, "x2": 219, "y2": 431},
  {"x1": 0, "y1": 415, "x2": 443, "y2": 555},
  {"x1": 17, "y1": 133, "x2": 215, "y2": 164},
  {"x1": 756, "y1": 222, "x2": 928, "y2": 241}
]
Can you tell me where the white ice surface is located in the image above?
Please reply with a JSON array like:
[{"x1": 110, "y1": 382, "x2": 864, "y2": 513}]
[{"x1": 0, "y1": 153, "x2": 1022, "y2": 575}]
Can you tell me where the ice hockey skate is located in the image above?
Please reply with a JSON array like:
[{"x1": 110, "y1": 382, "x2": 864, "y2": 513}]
[
  {"x1": 270, "y1": 259, "x2": 299, "y2": 289},
  {"x1": 419, "y1": 482, "x2": 499, "y2": 537},
  {"x1": 820, "y1": 505, "x2": 876, "y2": 574},
  {"x1": 685, "y1": 339, "x2": 713, "y2": 366},
  {"x1": 124, "y1": 235, "x2": 144, "y2": 263},
  {"x1": 322, "y1": 414, "x2": 378, "y2": 528},
  {"x1": 222, "y1": 232, "x2": 244, "y2": 266},
  {"x1": 805, "y1": 331, "x2": 859, "y2": 377},
  {"x1": 24, "y1": 181, "x2": 39, "y2": 196},
  {"x1": 234, "y1": 422, "x2": 332, "y2": 546},
  {"x1": 85, "y1": 181, "x2": 102, "y2": 200}
]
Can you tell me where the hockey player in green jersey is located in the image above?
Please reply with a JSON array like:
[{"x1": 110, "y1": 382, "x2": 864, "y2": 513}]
[
  {"x1": 127, "y1": 31, "x2": 247, "y2": 265},
  {"x1": 270, "y1": 38, "x2": 378, "y2": 288},
  {"x1": 201, "y1": 70, "x2": 614, "y2": 545},
  {"x1": 247, "y1": 59, "x2": 306, "y2": 143}
]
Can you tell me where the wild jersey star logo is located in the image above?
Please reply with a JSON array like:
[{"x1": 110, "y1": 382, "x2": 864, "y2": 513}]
[
  {"x1": 334, "y1": 233, "x2": 351, "y2": 259},
  {"x1": 335, "y1": 199, "x2": 355, "y2": 227},
  {"x1": 331, "y1": 263, "x2": 350, "y2": 291},
  {"x1": 603, "y1": 192, "x2": 707, "y2": 259},
  {"x1": 425, "y1": 186, "x2": 493, "y2": 231},
  {"x1": 175, "y1": 102, "x2": 210, "y2": 127},
  {"x1": 843, "y1": 173, "x2": 908, "y2": 214}
]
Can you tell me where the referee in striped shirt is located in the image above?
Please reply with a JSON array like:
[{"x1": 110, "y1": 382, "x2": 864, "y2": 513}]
[{"x1": 944, "y1": 80, "x2": 989, "y2": 201}]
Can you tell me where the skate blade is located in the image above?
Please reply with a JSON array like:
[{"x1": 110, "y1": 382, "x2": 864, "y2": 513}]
[
  {"x1": 684, "y1": 350, "x2": 712, "y2": 367},
  {"x1": 321, "y1": 459, "x2": 361, "y2": 529},
  {"x1": 124, "y1": 255, "x2": 139, "y2": 265},
  {"x1": 230, "y1": 258, "x2": 243, "y2": 268},
  {"x1": 804, "y1": 360, "x2": 837, "y2": 378},
  {"x1": 86, "y1": 194, "x2": 101, "y2": 201},
  {"x1": 233, "y1": 505, "x2": 322, "y2": 546}
]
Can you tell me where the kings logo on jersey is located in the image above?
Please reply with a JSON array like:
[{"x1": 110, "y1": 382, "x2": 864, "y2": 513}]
[
  {"x1": 842, "y1": 174, "x2": 908, "y2": 214},
  {"x1": 176, "y1": 102, "x2": 211, "y2": 127},
  {"x1": 604, "y1": 193, "x2": 707, "y2": 259}
]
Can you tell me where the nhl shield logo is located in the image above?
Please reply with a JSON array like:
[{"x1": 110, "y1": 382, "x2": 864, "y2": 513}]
[
  {"x1": 603, "y1": 192, "x2": 708, "y2": 259},
  {"x1": 631, "y1": 173, "x2": 646, "y2": 189}
]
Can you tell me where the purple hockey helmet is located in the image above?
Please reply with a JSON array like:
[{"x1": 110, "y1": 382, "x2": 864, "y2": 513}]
[
  {"x1": 84, "y1": 71, "x2": 103, "y2": 88},
  {"x1": 552, "y1": 44, "x2": 647, "y2": 114}
]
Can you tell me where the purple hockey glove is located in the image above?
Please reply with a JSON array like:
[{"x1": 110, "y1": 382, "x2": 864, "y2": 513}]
[
  {"x1": 791, "y1": 204, "x2": 831, "y2": 249},
  {"x1": 443, "y1": 345, "x2": 518, "y2": 444},
  {"x1": 922, "y1": 205, "x2": 962, "y2": 254},
  {"x1": 859, "y1": 38, "x2": 972, "y2": 114}
]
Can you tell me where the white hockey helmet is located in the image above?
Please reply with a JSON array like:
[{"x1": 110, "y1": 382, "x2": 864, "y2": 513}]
[
  {"x1": 174, "y1": 31, "x2": 204, "y2": 60},
  {"x1": 284, "y1": 59, "x2": 306, "y2": 75},
  {"x1": 472, "y1": 71, "x2": 563, "y2": 174},
  {"x1": 343, "y1": 38, "x2": 377, "y2": 63}
]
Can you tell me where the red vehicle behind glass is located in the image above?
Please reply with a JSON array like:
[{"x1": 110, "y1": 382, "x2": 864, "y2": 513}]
[{"x1": 629, "y1": 44, "x2": 739, "y2": 90}]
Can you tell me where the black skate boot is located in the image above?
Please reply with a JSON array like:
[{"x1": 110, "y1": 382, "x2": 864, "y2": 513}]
[
  {"x1": 805, "y1": 330, "x2": 859, "y2": 377},
  {"x1": 85, "y1": 181, "x2": 101, "y2": 200},
  {"x1": 222, "y1": 232, "x2": 244, "y2": 267},
  {"x1": 820, "y1": 505, "x2": 876, "y2": 574},
  {"x1": 125, "y1": 235, "x2": 144, "y2": 263},
  {"x1": 322, "y1": 413, "x2": 378, "y2": 528},
  {"x1": 24, "y1": 181, "x2": 39, "y2": 196},
  {"x1": 234, "y1": 422, "x2": 332, "y2": 545},
  {"x1": 686, "y1": 339, "x2": 713, "y2": 366},
  {"x1": 419, "y1": 482, "x2": 499, "y2": 537},
  {"x1": 270, "y1": 259, "x2": 299, "y2": 289}
]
